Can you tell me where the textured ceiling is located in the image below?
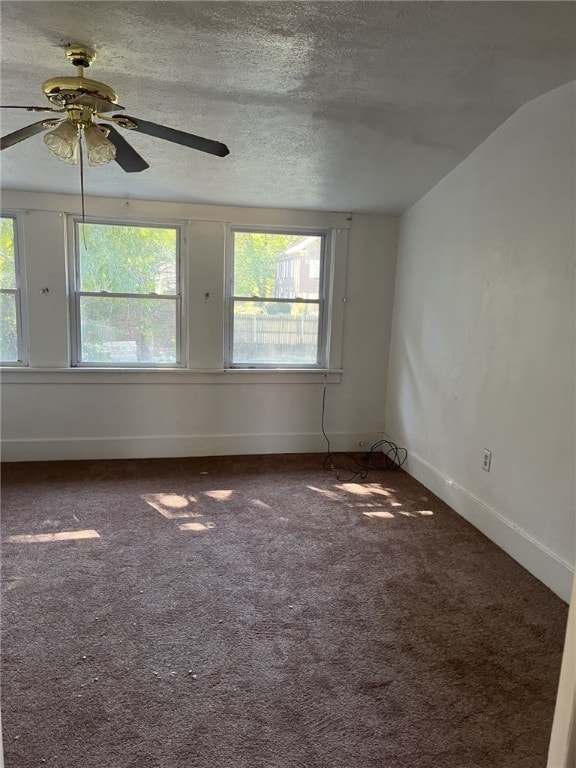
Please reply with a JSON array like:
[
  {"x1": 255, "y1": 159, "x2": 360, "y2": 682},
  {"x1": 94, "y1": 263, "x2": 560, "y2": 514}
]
[{"x1": 1, "y1": 1, "x2": 575, "y2": 213}]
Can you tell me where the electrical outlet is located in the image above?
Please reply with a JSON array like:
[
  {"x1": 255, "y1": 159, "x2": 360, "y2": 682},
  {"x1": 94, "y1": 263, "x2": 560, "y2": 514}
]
[{"x1": 482, "y1": 449, "x2": 492, "y2": 472}]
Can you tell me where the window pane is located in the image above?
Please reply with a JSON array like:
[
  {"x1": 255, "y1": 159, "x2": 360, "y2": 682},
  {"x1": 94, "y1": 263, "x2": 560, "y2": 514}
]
[
  {"x1": 233, "y1": 232, "x2": 322, "y2": 299},
  {"x1": 78, "y1": 223, "x2": 177, "y2": 294},
  {"x1": 0, "y1": 292, "x2": 18, "y2": 360},
  {"x1": 80, "y1": 296, "x2": 178, "y2": 363},
  {"x1": 232, "y1": 301, "x2": 319, "y2": 364},
  {"x1": 0, "y1": 217, "x2": 16, "y2": 290}
]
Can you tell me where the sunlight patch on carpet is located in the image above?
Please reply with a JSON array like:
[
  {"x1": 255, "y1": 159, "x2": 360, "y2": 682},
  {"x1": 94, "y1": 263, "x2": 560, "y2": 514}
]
[
  {"x1": 204, "y1": 490, "x2": 234, "y2": 501},
  {"x1": 306, "y1": 485, "x2": 342, "y2": 500},
  {"x1": 178, "y1": 522, "x2": 215, "y2": 532},
  {"x1": 338, "y1": 483, "x2": 391, "y2": 497},
  {"x1": 5, "y1": 530, "x2": 100, "y2": 543},
  {"x1": 362, "y1": 510, "x2": 395, "y2": 519},
  {"x1": 142, "y1": 493, "x2": 201, "y2": 519},
  {"x1": 250, "y1": 499, "x2": 272, "y2": 510}
]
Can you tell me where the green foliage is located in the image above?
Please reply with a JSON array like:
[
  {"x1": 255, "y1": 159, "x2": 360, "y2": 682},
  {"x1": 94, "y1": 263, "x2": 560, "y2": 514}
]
[
  {"x1": 265, "y1": 302, "x2": 291, "y2": 315},
  {"x1": 233, "y1": 232, "x2": 302, "y2": 298},
  {"x1": 81, "y1": 296, "x2": 176, "y2": 363},
  {"x1": 0, "y1": 217, "x2": 18, "y2": 360},
  {"x1": 0, "y1": 292, "x2": 18, "y2": 360},
  {"x1": 0, "y1": 217, "x2": 16, "y2": 290},
  {"x1": 77, "y1": 223, "x2": 179, "y2": 363},
  {"x1": 79, "y1": 223, "x2": 177, "y2": 294}
]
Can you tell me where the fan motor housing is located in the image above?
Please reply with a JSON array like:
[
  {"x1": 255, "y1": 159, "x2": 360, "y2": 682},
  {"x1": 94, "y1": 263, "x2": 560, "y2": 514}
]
[{"x1": 42, "y1": 76, "x2": 119, "y2": 108}]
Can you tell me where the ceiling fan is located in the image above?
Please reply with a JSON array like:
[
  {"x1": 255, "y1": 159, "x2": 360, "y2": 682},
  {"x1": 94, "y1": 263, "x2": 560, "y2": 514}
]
[{"x1": 0, "y1": 44, "x2": 230, "y2": 172}]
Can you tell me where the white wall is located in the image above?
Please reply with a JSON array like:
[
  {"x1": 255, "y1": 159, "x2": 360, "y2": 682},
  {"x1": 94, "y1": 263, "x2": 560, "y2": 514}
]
[
  {"x1": 385, "y1": 82, "x2": 576, "y2": 601},
  {"x1": 0, "y1": 194, "x2": 398, "y2": 461}
]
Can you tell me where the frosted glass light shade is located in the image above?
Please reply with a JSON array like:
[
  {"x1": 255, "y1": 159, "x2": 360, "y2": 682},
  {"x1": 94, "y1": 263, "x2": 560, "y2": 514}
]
[
  {"x1": 44, "y1": 119, "x2": 79, "y2": 164},
  {"x1": 84, "y1": 124, "x2": 116, "y2": 166}
]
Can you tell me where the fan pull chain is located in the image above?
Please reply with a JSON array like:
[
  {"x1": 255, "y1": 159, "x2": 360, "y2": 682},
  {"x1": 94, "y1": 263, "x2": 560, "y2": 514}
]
[{"x1": 78, "y1": 131, "x2": 88, "y2": 250}]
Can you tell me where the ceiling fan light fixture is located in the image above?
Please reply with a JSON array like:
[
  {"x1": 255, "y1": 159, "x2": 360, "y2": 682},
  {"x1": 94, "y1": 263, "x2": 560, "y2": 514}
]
[
  {"x1": 2, "y1": 44, "x2": 230, "y2": 171},
  {"x1": 83, "y1": 124, "x2": 116, "y2": 166},
  {"x1": 44, "y1": 119, "x2": 79, "y2": 163}
]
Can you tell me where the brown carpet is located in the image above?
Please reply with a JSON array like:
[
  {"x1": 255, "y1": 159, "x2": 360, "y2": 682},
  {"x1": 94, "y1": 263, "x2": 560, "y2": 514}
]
[{"x1": 0, "y1": 454, "x2": 567, "y2": 768}]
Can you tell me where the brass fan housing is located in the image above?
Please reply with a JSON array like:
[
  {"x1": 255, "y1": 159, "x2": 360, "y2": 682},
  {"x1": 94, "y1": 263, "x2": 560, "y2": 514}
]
[
  {"x1": 42, "y1": 45, "x2": 119, "y2": 108},
  {"x1": 42, "y1": 76, "x2": 119, "y2": 107}
]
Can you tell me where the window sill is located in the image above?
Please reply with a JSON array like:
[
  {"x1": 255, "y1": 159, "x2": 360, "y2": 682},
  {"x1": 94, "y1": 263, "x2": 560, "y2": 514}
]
[{"x1": 0, "y1": 368, "x2": 342, "y2": 385}]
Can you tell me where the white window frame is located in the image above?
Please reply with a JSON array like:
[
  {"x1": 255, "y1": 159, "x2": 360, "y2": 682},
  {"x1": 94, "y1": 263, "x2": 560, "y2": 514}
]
[
  {"x1": 68, "y1": 216, "x2": 186, "y2": 368},
  {"x1": 0, "y1": 211, "x2": 29, "y2": 366},
  {"x1": 225, "y1": 226, "x2": 334, "y2": 369}
]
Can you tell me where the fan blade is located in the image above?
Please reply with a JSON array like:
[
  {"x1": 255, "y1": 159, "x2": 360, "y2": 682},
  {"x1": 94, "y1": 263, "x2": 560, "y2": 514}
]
[
  {"x1": 117, "y1": 115, "x2": 229, "y2": 157},
  {"x1": 69, "y1": 95, "x2": 125, "y2": 113},
  {"x1": 1, "y1": 105, "x2": 61, "y2": 112},
  {"x1": 1, "y1": 119, "x2": 58, "y2": 149},
  {"x1": 105, "y1": 125, "x2": 150, "y2": 173}
]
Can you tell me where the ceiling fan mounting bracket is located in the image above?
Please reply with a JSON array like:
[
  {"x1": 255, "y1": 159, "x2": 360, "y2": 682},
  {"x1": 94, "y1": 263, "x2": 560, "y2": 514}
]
[{"x1": 65, "y1": 44, "x2": 96, "y2": 69}]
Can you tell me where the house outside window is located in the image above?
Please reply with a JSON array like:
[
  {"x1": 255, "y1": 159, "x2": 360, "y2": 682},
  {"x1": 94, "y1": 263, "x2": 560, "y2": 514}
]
[
  {"x1": 70, "y1": 219, "x2": 184, "y2": 366},
  {"x1": 227, "y1": 228, "x2": 332, "y2": 367},
  {"x1": 0, "y1": 214, "x2": 27, "y2": 365}
]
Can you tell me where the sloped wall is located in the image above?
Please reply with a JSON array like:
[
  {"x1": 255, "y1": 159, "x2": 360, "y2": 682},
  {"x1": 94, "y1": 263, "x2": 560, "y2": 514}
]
[{"x1": 386, "y1": 82, "x2": 576, "y2": 600}]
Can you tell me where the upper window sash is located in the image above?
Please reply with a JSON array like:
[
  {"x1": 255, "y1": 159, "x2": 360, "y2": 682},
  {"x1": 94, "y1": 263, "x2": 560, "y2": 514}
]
[
  {"x1": 0, "y1": 212, "x2": 28, "y2": 366},
  {"x1": 69, "y1": 217, "x2": 185, "y2": 368}
]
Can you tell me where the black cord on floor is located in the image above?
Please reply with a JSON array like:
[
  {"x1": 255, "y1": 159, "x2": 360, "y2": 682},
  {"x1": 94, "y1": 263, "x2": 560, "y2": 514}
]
[{"x1": 321, "y1": 380, "x2": 407, "y2": 482}]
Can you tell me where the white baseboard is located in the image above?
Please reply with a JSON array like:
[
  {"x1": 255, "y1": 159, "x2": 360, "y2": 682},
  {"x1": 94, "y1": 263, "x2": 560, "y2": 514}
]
[
  {"x1": 399, "y1": 448, "x2": 574, "y2": 602},
  {"x1": 0, "y1": 431, "x2": 382, "y2": 463}
]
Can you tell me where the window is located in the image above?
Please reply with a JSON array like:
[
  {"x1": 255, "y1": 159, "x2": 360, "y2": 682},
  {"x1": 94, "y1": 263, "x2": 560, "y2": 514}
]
[
  {"x1": 71, "y1": 220, "x2": 183, "y2": 366},
  {"x1": 227, "y1": 229, "x2": 331, "y2": 367},
  {"x1": 0, "y1": 214, "x2": 27, "y2": 365}
]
